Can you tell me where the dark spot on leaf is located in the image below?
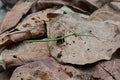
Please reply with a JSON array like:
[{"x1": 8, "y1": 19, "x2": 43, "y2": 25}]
[
  {"x1": 34, "y1": 71, "x2": 39, "y2": 76},
  {"x1": 73, "y1": 41, "x2": 75, "y2": 43},
  {"x1": 35, "y1": 20, "x2": 41, "y2": 23},
  {"x1": 21, "y1": 78, "x2": 23, "y2": 80},
  {"x1": 66, "y1": 42, "x2": 69, "y2": 45},
  {"x1": 73, "y1": 56, "x2": 75, "y2": 57},
  {"x1": 64, "y1": 68, "x2": 67, "y2": 71},
  {"x1": 58, "y1": 69, "x2": 61, "y2": 72},
  {"x1": 87, "y1": 48, "x2": 90, "y2": 51},
  {"x1": 37, "y1": 17, "x2": 40, "y2": 19},
  {"x1": 57, "y1": 52, "x2": 62, "y2": 58},
  {"x1": 13, "y1": 55, "x2": 17, "y2": 58},
  {"x1": 89, "y1": 30, "x2": 92, "y2": 33},
  {"x1": 107, "y1": 48, "x2": 112, "y2": 52},
  {"x1": 31, "y1": 17, "x2": 35, "y2": 20},
  {"x1": 63, "y1": 11, "x2": 67, "y2": 14},
  {"x1": 22, "y1": 23, "x2": 31, "y2": 27},
  {"x1": 47, "y1": 13, "x2": 60, "y2": 18},
  {"x1": 66, "y1": 72, "x2": 73, "y2": 77},
  {"x1": 74, "y1": 35, "x2": 77, "y2": 37},
  {"x1": 103, "y1": 66, "x2": 106, "y2": 67}
]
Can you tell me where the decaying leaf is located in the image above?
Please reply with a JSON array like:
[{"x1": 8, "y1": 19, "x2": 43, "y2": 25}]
[
  {"x1": 48, "y1": 13, "x2": 120, "y2": 65},
  {"x1": 0, "y1": 0, "x2": 120, "y2": 80},
  {"x1": 0, "y1": 9, "x2": 55, "y2": 48},
  {"x1": 16, "y1": 8, "x2": 55, "y2": 30},
  {"x1": 0, "y1": 21, "x2": 46, "y2": 49},
  {"x1": 47, "y1": 6, "x2": 76, "y2": 19},
  {"x1": 100, "y1": 59, "x2": 120, "y2": 80},
  {"x1": 86, "y1": 0, "x2": 112, "y2": 8},
  {"x1": 32, "y1": 0, "x2": 98, "y2": 14},
  {"x1": 10, "y1": 57, "x2": 80, "y2": 80},
  {"x1": 109, "y1": 1, "x2": 120, "y2": 12},
  {"x1": 66, "y1": 74, "x2": 98, "y2": 80},
  {"x1": 89, "y1": 2, "x2": 120, "y2": 36},
  {"x1": 0, "y1": 42, "x2": 49, "y2": 71},
  {"x1": 0, "y1": 1, "x2": 34, "y2": 34},
  {"x1": 90, "y1": 3, "x2": 120, "y2": 21},
  {"x1": 99, "y1": 49, "x2": 120, "y2": 80}
]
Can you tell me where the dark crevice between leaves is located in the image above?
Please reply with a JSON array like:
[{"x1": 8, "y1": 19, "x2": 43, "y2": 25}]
[
  {"x1": 111, "y1": 48, "x2": 120, "y2": 59},
  {"x1": 0, "y1": 66, "x2": 16, "y2": 73},
  {"x1": 63, "y1": 0, "x2": 98, "y2": 13}
]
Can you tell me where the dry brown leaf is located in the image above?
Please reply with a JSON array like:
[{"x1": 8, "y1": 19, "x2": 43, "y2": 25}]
[
  {"x1": 31, "y1": 0, "x2": 97, "y2": 14},
  {"x1": 85, "y1": 0, "x2": 112, "y2": 8},
  {"x1": 66, "y1": 0, "x2": 98, "y2": 13},
  {"x1": 99, "y1": 49, "x2": 120, "y2": 80},
  {"x1": 66, "y1": 74, "x2": 98, "y2": 80},
  {"x1": 100, "y1": 59, "x2": 120, "y2": 80},
  {"x1": 76, "y1": 49, "x2": 120, "y2": 80},
  {"x1": 11, "y1": 56, "x2": 120, "y2": 80},
  {"x1": 0, "y1": 8, "x2": 55, "y2": 69},
  {"x1": 109, "y1": 1, "x2": 120, "y2": 12},
  {"x1": 10, "y1": 57, "x2": 80, "y2": 80},
  {"x1": 0, "y1": 9, "x2": 55, "y2": 48},
  {"x1": 89, "y1": 2, "x2": 120, "y2": 43},
  {"x1": 90, "y1": 3, "x2": 120, "y2": 21},
  {"x1": 77, "y1": 63, "x2": 115, "y2": 80},
  {"x1": 0, "y1": 42, "x2": 49, "y2": 71},
  {"x1": 89, "y1": 2, "x2": 120, "y2": 34},
  {"x1": 48, "y1": 13, "x2": 120, "y2": 65},
  {"x1": 16, "y1": 8, "x2": 55, "y2": 30},
  {"x1": 0, "y1": 21, "x2": 46, "y2": 48},
  {"x1": 0, "y1": 1, "x2": 34, "y2": 34}
]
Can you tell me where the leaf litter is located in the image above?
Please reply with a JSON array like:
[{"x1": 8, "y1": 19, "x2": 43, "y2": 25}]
[{"x1": 0, "y1": 0, "x2": 120, "y2": 80}]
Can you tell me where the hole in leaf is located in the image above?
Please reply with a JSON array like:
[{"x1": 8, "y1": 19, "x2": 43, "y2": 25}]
[
  {"x1": 89, "y1": 30, "x2": 92, "y2": 33},
  {"x1": 31, "y1": 17, "x2": 35, "y2": 20}
]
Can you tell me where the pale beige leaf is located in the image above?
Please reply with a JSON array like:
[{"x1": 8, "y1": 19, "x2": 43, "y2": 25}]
[{"x1": 48, "y1": 13, "x2": 120, "y2": 65}]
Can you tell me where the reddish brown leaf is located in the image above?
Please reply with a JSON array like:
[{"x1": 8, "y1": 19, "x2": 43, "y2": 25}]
[
  {"x1": 0, "y1": 9, "x2": 55, "y2": 48},
  {"x1": 0, "y1": 1, "x2": 34, "y2": 34},
  {"x1": 31, "y1": 0, "x2": 97, "y2": 14},
  {"x1": 10, "y1": 57, "x2": 79, "y2": 80},
  {"x1": 0, "y1": 42, "x2": 49, "y2": 71}
]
